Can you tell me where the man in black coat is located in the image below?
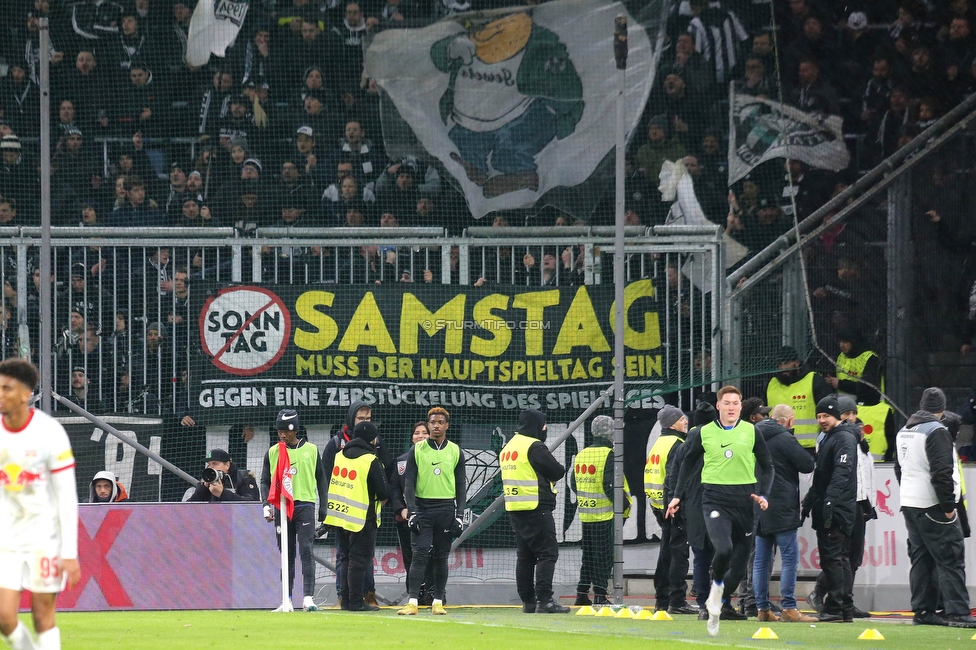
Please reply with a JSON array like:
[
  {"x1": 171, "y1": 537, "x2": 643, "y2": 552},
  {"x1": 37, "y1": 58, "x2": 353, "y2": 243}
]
[
  {"x1": 665, "y1": 401, "x2": 716, "y2": 620},
  {"x1": 752, "y1": 406, "x2": 816, "y2": 622},
  {"x1": 895, "y1": 388, "x2": 976, "y2": 627},
  {"x1": 187, "y1": 449, "x2": 260, "y2": 502},
  {"x1": 802, "y1": 397, "x2": 859, "y2": 622}
]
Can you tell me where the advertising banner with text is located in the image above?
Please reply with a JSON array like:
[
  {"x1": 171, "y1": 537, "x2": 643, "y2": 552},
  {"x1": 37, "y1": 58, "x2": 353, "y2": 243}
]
[{"x1": 194, "y1": 281, "x2": 668, "y2": 429}]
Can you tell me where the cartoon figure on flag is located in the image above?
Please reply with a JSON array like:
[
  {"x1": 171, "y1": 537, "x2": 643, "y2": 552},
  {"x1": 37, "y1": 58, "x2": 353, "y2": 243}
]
[
  {"x1": 366, "y1": 0, "x2": 659, "y2": 218},
  {"x1": 431, "y1": 12, "x2": 583, "y2": 198}
]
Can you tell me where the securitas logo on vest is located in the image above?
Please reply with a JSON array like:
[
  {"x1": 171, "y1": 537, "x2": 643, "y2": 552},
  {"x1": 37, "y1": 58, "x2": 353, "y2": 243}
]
[
  {"x1": 214, "y1": 0, "x2": 249, "y2": 27},
  {"x1": 500, "y1": 450, "x2": 520, "y2": 472}
]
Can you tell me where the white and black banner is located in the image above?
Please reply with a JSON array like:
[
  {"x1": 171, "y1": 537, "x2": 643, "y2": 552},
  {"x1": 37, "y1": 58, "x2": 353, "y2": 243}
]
[
  {"x1": 186, "y1": 0, "x2": 250, "y2": 67},
  {"x1": 728, "y1": 91, "x2": 849, "y2": 185}
]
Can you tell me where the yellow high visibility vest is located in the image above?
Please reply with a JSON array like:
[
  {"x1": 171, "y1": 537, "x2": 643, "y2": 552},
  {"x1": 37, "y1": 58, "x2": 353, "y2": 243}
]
[
  {"x1": 324, "y1": 452, "x2": 378, "y2": 532},
  {"x1": 767, "y1": 372, "x2": 818, "y2": 448},
  {"x1": 857, "y1": 401, "x2": 891, "y2": 461},
  {"x1": 575, "y1": 446, "x2": 632, "y2": 522},
  {"x1": 644, "y1": 434, "x2": 681, "y2": 510},
  {"x1": 836, "y1": 350, "x2": 885, "y2": 393},
  {"x1": 500, "y1": 434, "x2": 541, "y2": 512}
]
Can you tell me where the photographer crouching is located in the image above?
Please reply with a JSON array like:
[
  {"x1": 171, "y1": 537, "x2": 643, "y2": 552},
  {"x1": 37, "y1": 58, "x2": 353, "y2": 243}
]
[{"x1": 188, "y1": 449, "x2": 261, "y2": 502}]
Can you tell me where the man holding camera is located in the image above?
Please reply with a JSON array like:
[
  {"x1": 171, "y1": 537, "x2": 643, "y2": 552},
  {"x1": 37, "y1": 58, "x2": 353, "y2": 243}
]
[{"x1": 188, "y1": 449, "x2": 260, "y2": 502}]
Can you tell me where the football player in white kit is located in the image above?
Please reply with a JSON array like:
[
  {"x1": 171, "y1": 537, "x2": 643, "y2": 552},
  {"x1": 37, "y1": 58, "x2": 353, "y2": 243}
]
[{"x1": 0, "y1": 360, "x2": 80, "y2": 650}]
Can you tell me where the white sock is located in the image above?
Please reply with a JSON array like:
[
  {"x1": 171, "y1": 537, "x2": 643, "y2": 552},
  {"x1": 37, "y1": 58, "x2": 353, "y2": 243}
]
[
  {"x1": 712, "y1": 580, "x2": 723, "y2": 589},
  {"x1": 432, "y1": 599, "x2": 443, "y2": 606},
  {"x1": 408, "y1": 598, "x2": 418, "y2": 606},
  {"x1": 5, "y1": 622, "x2": 37, "y2": 650},
  {"x1": 35, "y1": 628, "x2": 59, "y2": 650}
]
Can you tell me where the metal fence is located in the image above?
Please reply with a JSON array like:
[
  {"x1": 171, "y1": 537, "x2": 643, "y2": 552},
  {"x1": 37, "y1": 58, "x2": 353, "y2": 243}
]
[
  {"x1": 724, "y1": 97, "x2": 976, "y2": 423},
  {"x1": 3, "y1": 225, "x2": 723, "y2": 419}
]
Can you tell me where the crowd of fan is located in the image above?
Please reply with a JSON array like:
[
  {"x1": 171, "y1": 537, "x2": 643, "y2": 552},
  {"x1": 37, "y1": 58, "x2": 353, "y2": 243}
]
[
  {"x1": 630, "y1": 0, "x2": 976, "y2": 260},
  {"x1": 0, "y1": 0, "x2": 971, "y2": 413},
  {"x1": 0, "y1": 0, "x2": 970, "y2": 240}
]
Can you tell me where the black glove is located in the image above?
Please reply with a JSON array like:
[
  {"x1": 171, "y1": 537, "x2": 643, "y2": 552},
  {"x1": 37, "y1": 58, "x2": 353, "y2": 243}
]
[
  {"x1": 451, "y1": 515, "x2": 464, "y2": 538},
  {"x1": 822, "y1": 503, "x2": 833, "y2": 529},
  {"x1": 408, "y1": 512, "x2": 421, "y2": 534},
  {"x1": 800, "y1": 503, "x2": 810, "y2": 522}
]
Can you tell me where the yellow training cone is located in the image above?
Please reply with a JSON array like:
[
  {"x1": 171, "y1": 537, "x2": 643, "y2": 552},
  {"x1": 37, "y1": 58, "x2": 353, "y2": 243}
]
[
  {"x1": 575, "y1": 606, "x2": 595, "y2": 616},
  {"x1": 595, "y1": 606, "x2": 616, "y2": 617},
  {"x1": 752, "y1": 627, "x2": 779, "y2": 640},
  {"x1": 651, "y1": 610, "x2": 673, "y2": 621},
  {"x1": 971, "y1": 632, "x2": 976, "y2": 640},
  {"x1": 635, "y1": 609, "x2": 654, "y2": 620},
  {"x1": 857, "y1": 629, "x2": 885, "y2": 640},
  {"x1": 615, "y1": 607, "x2": 635, "y2": 619}
]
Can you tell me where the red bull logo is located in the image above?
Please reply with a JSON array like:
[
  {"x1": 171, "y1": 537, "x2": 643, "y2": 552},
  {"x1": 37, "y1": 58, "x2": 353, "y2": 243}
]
[
  {"x1": 876, "y1": 479, "x2": 895, "y2": 517},
  {"x1": 1, "y1": 464, "x2": 42, "y2": 492}
]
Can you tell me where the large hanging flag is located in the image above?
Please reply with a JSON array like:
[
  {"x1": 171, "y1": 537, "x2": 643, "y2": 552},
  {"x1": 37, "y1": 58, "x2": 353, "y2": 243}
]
[
  {"x1": 728, "y1": 92, "x2": 850, "y2": 185},
  {"x1": 267, "y1": 442, "x2": 294, "y2": 519},
  {"x1": 185, "y1": 0, "x2": 250, "y2": 67},
  {"x1": 365, "y1": 0, "x2": 656, "y2": 218}
]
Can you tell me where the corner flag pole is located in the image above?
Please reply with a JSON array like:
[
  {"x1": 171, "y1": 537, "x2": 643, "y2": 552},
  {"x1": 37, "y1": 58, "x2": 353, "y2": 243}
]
[
  {"x1": 612, "y1": 14, "x2": 628, "y2": 606},
  {"x1": 279, "y1": 492, "x2": 291, "y2": 611}
]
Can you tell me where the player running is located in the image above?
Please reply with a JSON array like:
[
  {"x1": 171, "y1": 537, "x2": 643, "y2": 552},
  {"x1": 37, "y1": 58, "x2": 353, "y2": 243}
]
[{"x1": 0, "y1": 360, "x2": 81, "y2": 650}]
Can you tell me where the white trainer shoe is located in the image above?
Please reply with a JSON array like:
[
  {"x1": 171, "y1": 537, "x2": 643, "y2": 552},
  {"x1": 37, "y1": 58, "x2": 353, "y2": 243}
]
[
  {"x1": 272, "y1": 603, "x2": 295, "y2": 613},
  {"x1": 706, "y1": 582, "x2": 722, "y2": 637},
  {"x1": 303, "y1": 596, "x2": 318, "y2": 612}
]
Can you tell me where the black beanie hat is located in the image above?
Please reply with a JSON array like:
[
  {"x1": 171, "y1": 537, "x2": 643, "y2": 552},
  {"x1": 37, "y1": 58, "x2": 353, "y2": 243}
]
[
  {"x1": 815, "y1": 396, "x2": 840, "y2": 418},
  {"x1": 354, "y1": 421, "x2": 378, "y2": 443},
  {"x1": 920, "y1": 387, "x2": 946, "y2": 413}
]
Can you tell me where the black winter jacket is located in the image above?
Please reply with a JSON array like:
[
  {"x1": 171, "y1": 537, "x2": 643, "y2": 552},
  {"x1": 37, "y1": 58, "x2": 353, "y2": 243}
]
[
  {"x1": 664, "y1": 427, "x2": 707, "y2": 550},
  {"x1": 755, "y1": 419, "x2": 815, "y2": 536},
  {"x1": 804, "y1": 421, "x2": 859, "y2": 535}
]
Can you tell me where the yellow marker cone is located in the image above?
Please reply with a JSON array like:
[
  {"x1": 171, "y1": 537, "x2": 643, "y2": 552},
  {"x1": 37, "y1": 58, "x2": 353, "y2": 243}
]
[
  {"x1": 752, "y1": 627, "x2": 779, "y2": 640},
  {"x1": 635, "y1": 609, "x2": 654, "y2": 620},
  {"x1": 615, "y1": 607, "x2": 635, "y2": 619},
  {"x1": 575, "y1": 606, "x2": 595, "y2": 616},
  {"x1": 651, "y1": 610, "x2": 673, "y2": 621},
  {"x1": 857, "y1": 629, "x2": 885, "y2": 640},
  {"x1": 970, "y1": 632, "x2": 976, "y2": 640},
  {"x1": 595, "y1": 606, "x2": 616, "y2": 617}
]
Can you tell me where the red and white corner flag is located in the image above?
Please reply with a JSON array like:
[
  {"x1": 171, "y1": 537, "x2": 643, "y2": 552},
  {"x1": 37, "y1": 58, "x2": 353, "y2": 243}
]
[
  {"x1": 268, "y1": 442, "x2": 294, "y2": 611},
  {"x1": 267, "y1": 442, "x2": 294, "y2": 519}
]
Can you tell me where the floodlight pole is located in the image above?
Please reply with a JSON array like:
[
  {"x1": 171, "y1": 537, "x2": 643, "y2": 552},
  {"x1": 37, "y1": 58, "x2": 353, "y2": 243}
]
[
  {"x1": 612, "y1": 14, "x2": 628, "y2": 606},
  {"x1": 39, "y1": 18, "x2": 53, "y2": 412}
]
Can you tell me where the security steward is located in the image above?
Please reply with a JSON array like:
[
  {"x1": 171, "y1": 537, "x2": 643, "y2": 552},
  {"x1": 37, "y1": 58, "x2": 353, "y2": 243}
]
[
  {"x1": 895, "y1": 388, "x2": 976, "y2": 628},
  {"x1": 188, "y1": 449, "x2": 260, "y2": 502},
  {"x1": 645, "y1": 406, "x2": 696, "y2": 615},
  {"x1": 325, "y1": 421, "x2": 389, "y2": 612},
  {"x1": 668, "y1": 386, "x2": 773, "y2": 637},
  {"x1": 826, "y1": 327, "x2": 894, "y2": 461},
  {"x1": 501, "y1": 408, "x2": 569, "y2": 613},
  {"x1": 398, "y1": 407, "x2": 467, "y2": 616},
  {"x1": 766, "y1": 346, "x2": 831, "y2": 452},
  {"x1": 572, "y1": 415, "x2": 631, "y2": 607},
  {"x1": 260, "y1": 409, "x2": 328, "y2": 612},
  {"x1": 801, "y1": 397, "x2": 858, "y2": 623}
]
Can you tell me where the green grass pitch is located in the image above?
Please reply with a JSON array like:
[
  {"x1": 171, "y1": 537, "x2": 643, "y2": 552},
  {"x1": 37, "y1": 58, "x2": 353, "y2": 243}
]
[{"x1": 41, "y1": 608, "x2": 976, "y2": 649}]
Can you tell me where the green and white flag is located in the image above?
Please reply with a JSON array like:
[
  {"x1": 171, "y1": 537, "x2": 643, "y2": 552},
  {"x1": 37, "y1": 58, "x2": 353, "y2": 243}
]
[
  {"x1": 728, "y1": 92, "x2": 850, "y2": 186},
  {"x1": 365, "y1": 0, "x2": 656, "y2": 218}
]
